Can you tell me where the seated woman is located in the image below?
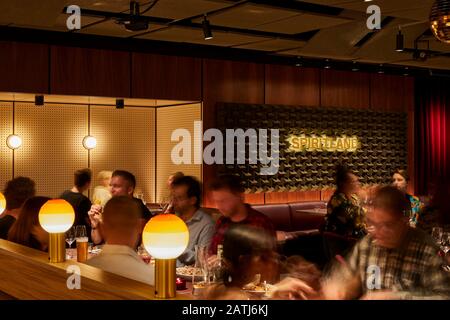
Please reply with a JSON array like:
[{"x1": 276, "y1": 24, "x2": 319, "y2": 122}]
[
  {"x1": 392, "y1": 169, "x2": 423, "y2": 227},
  {"x1": 323, "y1": 165, "x2": 366, "y2": 238},
  {"x1": 7, "y1": 196, "x2": 51, "y2": 252},
  {"x1": 204, "y1": 224, "x2": 317, "y2": 300},
  {"x1": 92, "y1": 170, "x2": 112, "y2": 207}
]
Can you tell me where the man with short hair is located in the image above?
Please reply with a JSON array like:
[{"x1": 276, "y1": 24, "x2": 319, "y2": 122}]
[
  {"x1": 208, "y1": 174, "x2": 276, "y2": 256},
  {"x1": 0, "y1": 177, "x2": 36, "y2": 239},
  {"x1": 60, "y1": 168, "x2": 92, "y2": 237},
  {"x1": 87, "y1": 196, "x2": 154, "y2": 286},
  {"x1": 89, "y1": 170, "x2": 152, "y2": 244},
  {"x1": 171, "y1": 175, "x2": 214, "y2": 267},
  {"x1": 322, "y1": 186, "x2": 450, "y2": 300}
]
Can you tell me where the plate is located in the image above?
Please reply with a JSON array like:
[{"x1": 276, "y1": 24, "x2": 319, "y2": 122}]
[{"x1": 176, "y1": 266, "x2": 205, "y2": 281}]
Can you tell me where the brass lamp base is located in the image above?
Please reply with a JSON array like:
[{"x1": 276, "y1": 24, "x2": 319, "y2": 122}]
[
  {"x1": 48, "y1": 233, "x2": 66, "y2": 263},
  {"x1": 154, "y1": 259, "x2": 176, "y2": 299}
]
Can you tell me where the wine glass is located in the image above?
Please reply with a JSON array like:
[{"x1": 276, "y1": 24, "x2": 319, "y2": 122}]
[
  {"x1": 192, "y1": 245, "x2": 210, "y2": 296},
  {"x1": 431, "y1": 227, "x2": 443, "y2": 246},
  {"x1": 65, "y1": 227, "x2": 76, "y2": 259},
  {"x1": 75, "y1": 225, "x2": 87, "y2": 239}
]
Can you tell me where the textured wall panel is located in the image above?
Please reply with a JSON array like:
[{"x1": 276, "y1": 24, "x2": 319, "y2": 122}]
[
  {"x1": 156, "y1": 103, "x2": 202, "y2": 203},
  {"x1": 14, "y1": 103, "x2": 88, "y2": 198},
  {"x1": 217, "y1": 103, "x2": 408, "y2": 193},
  {"x1": 0, "y1": 102, "x2": 13, "y2": 189},
  {"x1": 90, "y1": 106, "x2": 155, "y2": 203}
]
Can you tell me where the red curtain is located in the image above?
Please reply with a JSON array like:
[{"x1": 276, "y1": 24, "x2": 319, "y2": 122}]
[{"x1": 415, "y1": 77, "x2": 450, "y2": 195}]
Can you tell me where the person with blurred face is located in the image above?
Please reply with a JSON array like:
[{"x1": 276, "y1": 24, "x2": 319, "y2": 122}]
[
  {"x1": 323, "y1": 165, "x2": 366, "y2": 238},
  {"x1": 88, "y1": 170, "x2": 152, "y2": 245},
  {"x1": 322, "y1": 186, "x2": 449, "y2": 300},
  {"x1": 391, "y1": 169, "x2": 423, "y2": 227},
  {"x1": 170, "y1": 175, "x2": 214, "y2": 267},
  {"x1": 92, "y1": 170, "x2": 112, "y2": 207},
  {"x1": 208, "y1": 175, "x2": 276, "y2": 257}
]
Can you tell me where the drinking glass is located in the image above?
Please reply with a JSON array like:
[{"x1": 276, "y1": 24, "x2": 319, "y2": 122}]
[
  {"x1": 75, "y1": 225, "x2": 88, "y2": 263},
  {"x1": 431, "y1": 227, "x2": 443, "y2": 246},
  {"x1": 65, "y1": 227, "x2": 75, "y2": 248},
  {"x1": 192, "y1": 245, "x2": 210, "y2": 296},
  {"x1": 441, "y1": 232, "x2": 450, "y2": 255}
]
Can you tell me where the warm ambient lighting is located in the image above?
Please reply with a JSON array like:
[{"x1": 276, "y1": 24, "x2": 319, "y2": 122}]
[
  {"x1": 82, "y1": 135, "x2": 97, "y2": 149},
  {"x1": 430, "y1": 0, "x2": 450, "y2": 43},
  {"x1": 39, "y1": 199, "x2": 75, "y2": 263},
  {"x1": 143, "y1": 214, "x2": 189, "y2": 298},
  {"x1": 0, "y1": 192, "x2": 6, "y2": 215},
  {"x1": 6, "y1": 134, "x2": 22, "y2": 149}
]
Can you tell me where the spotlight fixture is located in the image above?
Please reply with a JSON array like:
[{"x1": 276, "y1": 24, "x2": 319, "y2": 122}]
[
  {"x1": 295, "y1": 56, "x2": 303, "y2": 67},
  {"x1": 324, "y1": 59, "x2": 331, "y2": 69},
  {"x1": 82, "y1": 135, "x2": 97, "y2": 150},
  {"x1": 116, "y1": 98, "x2": 125, "y2": 109},
  {"x1": 378, "y1": 64, "x2": 384, "y2": 74},
  {"x1": 396, "y1": 28, "x2": 404, "y2": 52},
  {"x1": 116, "y1": 1, "x2": 149, "y2": 32},
  {"x1": 202, "y1": 15, "x2": 213, "y2": 40},
  {"x1": 352, "y1": 61, "x2": 359, "y2": 72},
  {"x1": 35, "y1": 95, "x2": 44, "y2": 106},
  {"x1": 430, "y1": 0, "x2": 450, "y2": 43},
  {"x1": 6, "y1": 134, "x2": 22, "y2": 149},
  {"x1": 403, "y1": 67, "x2": 410, "y2": 76}
]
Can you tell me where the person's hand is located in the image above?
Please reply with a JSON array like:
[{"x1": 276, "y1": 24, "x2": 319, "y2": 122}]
[
  {"x1": 321, "y1": 255, "x2": 362, "y2": 300},
  {"x1": 268, "y1": 277, "x2": 316, "y2": 300},
  {"x1": 88, "y1": 204, "x2": 103, "y2": 228}
]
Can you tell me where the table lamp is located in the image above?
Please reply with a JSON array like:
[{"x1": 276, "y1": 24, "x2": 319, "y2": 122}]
[
  {"x1": 0, "y1": 192, "x2": 6, "y2": 215},
  {"x1": 38, "y1": 199, "x2": 75, "y2": 263},
  {"x1": 142, "y1": 214, "x2": 189, "y2": 299}
]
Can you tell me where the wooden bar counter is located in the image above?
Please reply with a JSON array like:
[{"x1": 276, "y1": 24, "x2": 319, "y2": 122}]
[{"x1": 0, "y1": 239, "x2": 194, "y2": 300}]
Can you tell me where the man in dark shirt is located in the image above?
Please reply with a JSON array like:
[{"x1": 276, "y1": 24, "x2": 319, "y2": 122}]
[
  {"x1": 88, "y1": 170, "x2": 152, "y2": 244},
  {"x1": 0, "y1": 177, "x2": 36, "y2": 239},
  {"x1": 60, "y1": 168, "x2": 92, "y2": 239},
  {"x1": 208, "y1": 174, "x2": 276, "y2": 256}
]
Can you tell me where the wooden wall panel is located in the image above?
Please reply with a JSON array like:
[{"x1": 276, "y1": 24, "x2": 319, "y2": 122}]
[
  {"x1": 202, "y1": 59, "x2": 265, "y2": 206},
  {"x1": 265, "y1": 191, "x2": 322, "y2": 204},
  {"x1": 321, "y1": 69, "x2": 370, "y2": 108},
  {"x1": 132, "y1": 53, "x2": 201, "y2": 101},
  {"x1": 265, "y1": 65, "x2": 320, "y2": 106},
  {"x1": 0, "y1": 103, "x2": 13, "y2": 189},
  {"x1": 50, "y1": 46, "x2": 130, "y2": 97},
  {"x1": 0, "y1": 41, "x2": 49, "y2": 93},
  {"x1": 243, "y1": 193, "x2": 265, "y2": 205}
]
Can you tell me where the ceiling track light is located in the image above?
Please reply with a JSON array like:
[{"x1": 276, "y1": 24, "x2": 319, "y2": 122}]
[
  {"x1": 116, "y1": 98, "x2": 125, "y2": 109},
  {"x1": 396, "y1": 28, "x2": 404, "y2": 52},
  {"x1": 352, "y1": 61, "x2": 359, "y2": 72},
  {"x1": 295, "y1": 56, "x2": 303, "y2": 67},
  {"x1": 324, "y1": 59, "x2": 331, "y2": 69},
  {"x1": 35, "y1": 95, "x2": 44, "y2": 106},
  {"x1": 378, "y1": 64, "x2": 385, "y2": 74},
  {"x1": 202, "y1": 15, "x2": 213, "y2": 40}
]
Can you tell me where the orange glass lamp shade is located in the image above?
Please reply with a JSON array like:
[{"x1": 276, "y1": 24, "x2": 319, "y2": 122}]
[
  {"x1": 0, "y1": 192, "x2": 6, "y2": 215},
  {"x1": 38, "y1": 199, "x2": 75, "y2": 263},
  {"x1": 142, "y1": 214, "x2": 189, "y2": 299}
]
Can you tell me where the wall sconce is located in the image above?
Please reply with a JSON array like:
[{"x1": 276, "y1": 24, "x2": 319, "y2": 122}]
[
  {"x1": 38, "y1": 199, "x2": 75, "y2": 263},
  {"x1": 6, "y1": 134, "x2": 22, "y2": 150},
  {"x1": 142, "y1": 214, "x2": 189, "y2": 299},
  {"x1": 82, "y1": 135, "x2": 97, "y2": 150},
  {"x1": 0, "y1": 192, "x2": 6, "y2": 215}
]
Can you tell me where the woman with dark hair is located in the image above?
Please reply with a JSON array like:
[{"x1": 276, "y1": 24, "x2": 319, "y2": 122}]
[
  {"x1": 204, "y1": 224, "x2": 317, "y2": 300},
  {"x1": 8, "y1": 196, "x2": 51, "y2": 251},
  {"x1": 392, "y1": 169, "x2": 423, "y2": 227},
  {"x1": 323, "y1": 165, "x2": 366, "y2": 238}
]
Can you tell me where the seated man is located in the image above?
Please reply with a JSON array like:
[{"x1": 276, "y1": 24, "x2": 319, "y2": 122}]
[
  {"x1": 322, "y1": 186, "x2": 449, "y2": 300},
  {"x1": 89, "y1": 170, "x2": 152, "y2": 244},
  {"x1": 0, "y1": 177, "x2": 36, "y2": 239},
  {"x1": 208, "y1": 174, "x2": 276, "y2": 257},
  {"x1": 60, "y1": 168, "x2": 92, "y2": 239},
  {"x1": 170, "y1": 175, "x2": 214, "y2": 267},
  {"x1": 87, "y1": 196, "x2": 154, "y2": 286}
]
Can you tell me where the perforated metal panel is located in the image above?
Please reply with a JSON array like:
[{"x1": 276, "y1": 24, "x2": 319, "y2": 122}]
[
  {"x1": 14, "y1": 103, "x2": 88, "y2": 198},
  {"x1": 156, "y1": 103, "x2": 202, "y2": 202},
  {"x1": 90, "y1": 106, "x2": 155, "y2": 203},
  {"x1": 0, "y1": 102, "x2": 13, "y2": 189}
]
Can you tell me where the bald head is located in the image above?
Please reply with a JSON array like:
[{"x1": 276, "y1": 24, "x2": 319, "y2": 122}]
[{"x1": 102, "y1": 196, "x2": 140, "y2": 245}]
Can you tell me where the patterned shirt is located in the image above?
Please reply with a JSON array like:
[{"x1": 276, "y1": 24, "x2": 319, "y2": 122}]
[
  {"x1": 324, "y1": 192, "x2": 366, "y2": 238},
  {"x1": 405, "y1": 194, "x2": 424, "y2": 227},
  {"x1": 345, "y1": 227, "x2": 449, "y2": 299},
  {"x1": 208, "y1": 204, "x2": 276, "y2": 255}
]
